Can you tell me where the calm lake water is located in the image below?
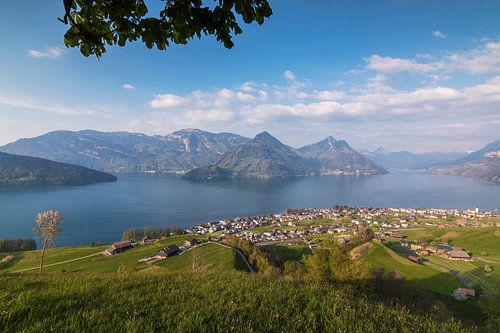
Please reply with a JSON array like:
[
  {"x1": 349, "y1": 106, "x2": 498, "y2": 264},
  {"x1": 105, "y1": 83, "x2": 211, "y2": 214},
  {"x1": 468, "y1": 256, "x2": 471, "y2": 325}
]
[{"x1": 0, "y1": 172, "x2": 499, "y2": 246}]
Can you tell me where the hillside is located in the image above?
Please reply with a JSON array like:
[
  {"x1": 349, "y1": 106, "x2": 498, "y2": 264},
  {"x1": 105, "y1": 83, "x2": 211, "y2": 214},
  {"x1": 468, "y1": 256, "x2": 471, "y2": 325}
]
[
  {"x1": 298, "y1": 136, "x2": 387, "y2": 175},
  {"x1": 0, "y1": 272, "x2": 467, "y2": 332},
  {"x1": 0, "y1": 236, "x2": 245, "y2": 274},
  {"x1": 0, "y1": 129, "x2": 249, "y2": 173},
  {"x1": 184, "y1": 131, "x2": 317, "y2": 179},
  {"x1": 0, "y1": 152, "x2": 117, "y2": 187},
  {"x1": 430, "y1": 140, "x2": 500, "y2": 183}
]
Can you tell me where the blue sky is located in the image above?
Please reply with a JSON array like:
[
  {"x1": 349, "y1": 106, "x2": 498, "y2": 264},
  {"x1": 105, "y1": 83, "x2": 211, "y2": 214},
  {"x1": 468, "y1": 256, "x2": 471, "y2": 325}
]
[{"x1": 1, "y1": 0, "x2": 499, "y2": 152}]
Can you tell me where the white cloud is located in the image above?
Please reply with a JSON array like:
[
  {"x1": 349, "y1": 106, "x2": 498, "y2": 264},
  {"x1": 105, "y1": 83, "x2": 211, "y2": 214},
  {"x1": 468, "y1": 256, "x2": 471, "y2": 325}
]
[
  {"x1": 122, "y1": 83, "x2": 135, "y2": 90},
  {"x1": 283, "y1": 70, "x2": 296, "y2": 80},
  {"x1": 432, "y1": 30, "x2": 446, "y2": 39},
  {"x1": 28, "y1": 47, "x2": 65, "y2": 59},
  {"x1": 150, "y1": 94, "x2": 188, "y2": 108},
  {"x1": 365, "y1": 41, "x2": 500, "y2": 75},
  {"x1": 365, "y1": 55, "x2": 438, "y2": 73}
]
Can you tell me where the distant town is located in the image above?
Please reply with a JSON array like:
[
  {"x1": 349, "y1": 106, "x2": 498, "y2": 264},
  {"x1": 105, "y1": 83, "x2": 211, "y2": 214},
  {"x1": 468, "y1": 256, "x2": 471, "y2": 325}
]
[{"x1": 185, "y1": 206, "x2": 498, "y2": 245}]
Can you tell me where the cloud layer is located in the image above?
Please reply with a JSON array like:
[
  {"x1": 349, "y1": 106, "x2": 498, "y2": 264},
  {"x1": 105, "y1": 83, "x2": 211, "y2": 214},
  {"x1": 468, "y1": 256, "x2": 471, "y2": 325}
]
[{"x1": 4, "y1": 41, "x2": 500, "y2": 152}]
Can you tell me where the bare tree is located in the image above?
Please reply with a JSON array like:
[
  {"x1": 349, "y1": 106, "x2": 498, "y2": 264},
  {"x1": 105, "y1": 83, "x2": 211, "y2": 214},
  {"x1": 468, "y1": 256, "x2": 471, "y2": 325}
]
[
  {"x1": 191, "y1": 247, "x2": 204, "y2": 273},
  {"x1": 33, "y1": 210, "x2": 64, "y2": 273}
]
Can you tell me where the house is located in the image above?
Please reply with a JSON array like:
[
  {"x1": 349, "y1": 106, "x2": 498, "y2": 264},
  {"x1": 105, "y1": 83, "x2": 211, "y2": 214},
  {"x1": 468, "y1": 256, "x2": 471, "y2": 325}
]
[
  {"x1": 416, "y1": 249, "x2": 430, "y2": 256},
  {"x1": 105, "y1": 240, "x2": 134, "y2": 255},
  {"x1": 408, "y1": 255, "x2": 423, "y2": 264},
  {"x1": 453, "y1": 287, "x2": 476, "y2": 300},
  {"x1": 447, "y1": 250, "x2": 472, "y2": 261},
  {"x1": 157, "y1": 244, "x2": 181, "y2": 258},
  {"x1": 184, "y1": 238, "x2": 198, "y2": 247}
]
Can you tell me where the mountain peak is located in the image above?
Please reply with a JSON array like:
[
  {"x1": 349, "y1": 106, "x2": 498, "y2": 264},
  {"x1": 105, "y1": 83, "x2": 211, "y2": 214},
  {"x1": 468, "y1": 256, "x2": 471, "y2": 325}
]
[
  {"x1": 324, "y1": 135, "x2": 337, "y2": 143},
  {"x1": 253, "y1": 131, "x2": 281, "y2": 144},
  {"x1": 374, "y1": 146, "x2": 387, "y2": 154}
]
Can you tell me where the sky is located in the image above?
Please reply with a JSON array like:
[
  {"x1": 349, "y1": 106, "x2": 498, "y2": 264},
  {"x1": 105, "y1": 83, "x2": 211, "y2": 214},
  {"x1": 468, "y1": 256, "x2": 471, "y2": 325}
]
[{"x1": 1, "y1": 1, "x2": 499, "y2": 152}]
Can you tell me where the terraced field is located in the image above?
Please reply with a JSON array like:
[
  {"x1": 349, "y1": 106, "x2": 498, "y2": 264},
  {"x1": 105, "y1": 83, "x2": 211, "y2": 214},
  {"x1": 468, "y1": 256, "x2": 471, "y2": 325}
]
[{"x1": 425, "y1": 256, "x2": 498, "y2": 294}]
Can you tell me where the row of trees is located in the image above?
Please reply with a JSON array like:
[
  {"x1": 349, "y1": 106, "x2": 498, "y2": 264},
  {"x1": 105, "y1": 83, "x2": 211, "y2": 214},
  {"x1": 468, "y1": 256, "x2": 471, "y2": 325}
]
[
  {"x1": 0, "y1": 238, "x2": 36, "y2": 252},
  {"x1": 121, "y1": 226, "x2": 184, "y2": 241},
  {"x1": 223, "y1": 235, "x2": 280, "y2": 276}
]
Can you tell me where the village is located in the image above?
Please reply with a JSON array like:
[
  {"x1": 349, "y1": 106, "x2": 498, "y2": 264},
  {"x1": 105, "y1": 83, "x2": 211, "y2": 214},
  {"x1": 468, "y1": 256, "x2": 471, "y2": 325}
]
[{"x1": 99, "y1": 205, "x2": 498, "y2": 302}]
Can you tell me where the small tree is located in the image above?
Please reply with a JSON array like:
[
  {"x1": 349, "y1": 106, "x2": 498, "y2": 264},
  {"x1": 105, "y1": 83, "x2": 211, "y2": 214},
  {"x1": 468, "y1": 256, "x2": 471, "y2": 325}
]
[
  {"x1": 191, "y1": 247, "x2": 203, "y2": 272},
  {"x1": 34, "y1": 210, "x2": 64, "y2": 273}
]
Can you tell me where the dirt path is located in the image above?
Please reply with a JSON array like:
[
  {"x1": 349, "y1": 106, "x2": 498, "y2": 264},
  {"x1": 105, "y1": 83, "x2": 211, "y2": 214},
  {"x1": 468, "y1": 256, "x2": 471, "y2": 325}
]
[{"x1": 12, "y1": 252, "x2": 103, "y2": 273}]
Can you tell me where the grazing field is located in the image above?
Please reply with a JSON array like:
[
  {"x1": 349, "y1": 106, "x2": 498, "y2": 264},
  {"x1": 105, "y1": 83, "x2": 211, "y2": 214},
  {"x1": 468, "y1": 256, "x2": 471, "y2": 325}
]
[
  {"x1": 364, "y1": 242, "x2": 460, "y2": 295},
  {"x1": 0, "y1": 272, "x2": 469, "y2": 332},
  {"x1": 154, "y1": 243, "x2": 249, "y2": 272}
]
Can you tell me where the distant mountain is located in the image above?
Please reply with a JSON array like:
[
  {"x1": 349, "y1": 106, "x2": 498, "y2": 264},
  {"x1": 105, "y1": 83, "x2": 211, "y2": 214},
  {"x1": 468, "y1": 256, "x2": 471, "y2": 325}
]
[
  {"x1": 0, "y1": 152, "x2": 117, "y2": 187},
  {"x1": 0, "y1": 129, "x2": 249, "y2": 173},
  {"x1": 184, "y1": 132, "x2": 317, "y2": 179},
  {"x1": 430, "y1": 139, "x2": 500, "y2": 183},
  {"x1": 298, "y1": 136, "x2": 387, "y2": 175},
  {"x1": 452, "y1": 139, "x2": 500, "y2": 164},
  {"x1": 362, "y1": 147, "x2": 467, "y2": 170}
]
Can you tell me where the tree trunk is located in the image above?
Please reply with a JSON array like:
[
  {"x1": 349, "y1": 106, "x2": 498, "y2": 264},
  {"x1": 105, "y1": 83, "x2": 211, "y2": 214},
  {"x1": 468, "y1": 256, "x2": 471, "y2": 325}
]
[{"x1": 39, "y1": 239, "x2": 47, "y2": 273}]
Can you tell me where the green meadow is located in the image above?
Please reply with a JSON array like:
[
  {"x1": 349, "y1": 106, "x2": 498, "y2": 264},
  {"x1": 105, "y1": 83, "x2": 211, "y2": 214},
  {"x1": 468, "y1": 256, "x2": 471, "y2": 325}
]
[{"x1": 0, "y1": 272, "x2": 469, "y2": 333}]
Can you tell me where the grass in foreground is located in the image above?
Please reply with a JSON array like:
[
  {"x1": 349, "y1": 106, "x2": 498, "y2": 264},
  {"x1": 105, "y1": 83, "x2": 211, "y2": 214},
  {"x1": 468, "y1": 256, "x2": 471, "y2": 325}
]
[{"x1": 0, "y1": 272, "x2": 469, "y2": 333}]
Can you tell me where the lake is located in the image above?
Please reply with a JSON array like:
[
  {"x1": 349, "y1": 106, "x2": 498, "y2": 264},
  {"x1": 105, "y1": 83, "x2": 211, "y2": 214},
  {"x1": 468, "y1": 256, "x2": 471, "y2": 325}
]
[{"x1": 0, "y1": 172, "x2": 499, "y2": 246}]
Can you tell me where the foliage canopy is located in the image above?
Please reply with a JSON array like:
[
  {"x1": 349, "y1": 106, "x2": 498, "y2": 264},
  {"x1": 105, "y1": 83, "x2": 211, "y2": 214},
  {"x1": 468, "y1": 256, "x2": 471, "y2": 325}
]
[{"x1": 60, "y1": 0, "x2": 273, "y2": 57}]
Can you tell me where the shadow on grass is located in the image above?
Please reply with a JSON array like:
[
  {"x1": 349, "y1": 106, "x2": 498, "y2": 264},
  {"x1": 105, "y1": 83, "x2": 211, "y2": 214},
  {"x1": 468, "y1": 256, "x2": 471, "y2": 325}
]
[{"x1": 261, "y1": 244, "x2": 311, "y2": 264}]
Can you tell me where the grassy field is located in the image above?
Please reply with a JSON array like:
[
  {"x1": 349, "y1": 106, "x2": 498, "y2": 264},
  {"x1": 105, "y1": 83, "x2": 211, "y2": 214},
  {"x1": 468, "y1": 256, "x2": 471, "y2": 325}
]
[
  {"x1": 425, "y1": 256, "x2": 498, "y2": 295},
  {"x1": 0, "y1": 272, "x2": 469, "y2": 332},
  {"x1": 364, "y1": 242, "x2": 460, "y2": 295},
  {"x1": 155, "y1": 243, "x2": 249, "y2": 272},
  {"x1": 362, "y1": 241, "x2": 488, "y2": 326}
]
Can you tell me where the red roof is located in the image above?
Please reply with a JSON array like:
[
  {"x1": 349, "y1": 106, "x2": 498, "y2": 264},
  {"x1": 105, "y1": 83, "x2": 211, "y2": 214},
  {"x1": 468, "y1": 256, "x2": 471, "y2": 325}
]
[{"x1": 112, "y1": 240, "x2": 132, "y2": 250}]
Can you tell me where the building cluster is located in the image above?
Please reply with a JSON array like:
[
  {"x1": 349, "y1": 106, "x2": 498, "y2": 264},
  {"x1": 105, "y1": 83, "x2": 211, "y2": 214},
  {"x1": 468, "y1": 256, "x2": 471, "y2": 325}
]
[
  {"x1": 184, "y1": 206, "x2": 498, "y2": 244},
  {"x1": 402, "y1": 241, "x2": 473, "y2": 261},
  {"x1": 235, "y1": 225, "x2": 350, "y2": 244}
]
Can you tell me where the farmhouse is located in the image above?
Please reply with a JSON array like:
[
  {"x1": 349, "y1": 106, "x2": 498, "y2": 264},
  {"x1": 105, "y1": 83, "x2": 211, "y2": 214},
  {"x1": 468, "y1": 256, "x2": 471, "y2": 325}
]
[
  {"x1": 446, "y1": 250, "x2": 472, "y2": 261},
  {"x1": 105, "y1": 240, "x2": 134, "y2": 255},
  {"x1": 157, "y1": 244, "x2": 181, "y2": 258},
  {"x1": 408, "y1": 255, "x2": 423, "y2": 264}
]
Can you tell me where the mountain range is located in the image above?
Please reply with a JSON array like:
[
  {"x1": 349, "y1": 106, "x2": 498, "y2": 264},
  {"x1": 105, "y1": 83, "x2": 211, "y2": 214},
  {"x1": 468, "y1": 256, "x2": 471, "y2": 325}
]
[
  {"x1": 0, "y1": 152, "x2": 117, "y2": 187},
  {"x1": 1, "y1": 129, "x2": 497, "y2": 183},
  {"x1": 360, "y1": 147, "x2": 467, "y2": 170},
  {"x1": 184, "y1": 131, "x2": 318, "y2": 179},
  {"x1": 362, "y1": 140, "x2": 500, "y2": 183},
  {"x1": 0, "y1": 129, "x2": 385, "y2": 178},
  {"x1": 0, "y1": 129, "x2": 248, "y2": 173}
]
